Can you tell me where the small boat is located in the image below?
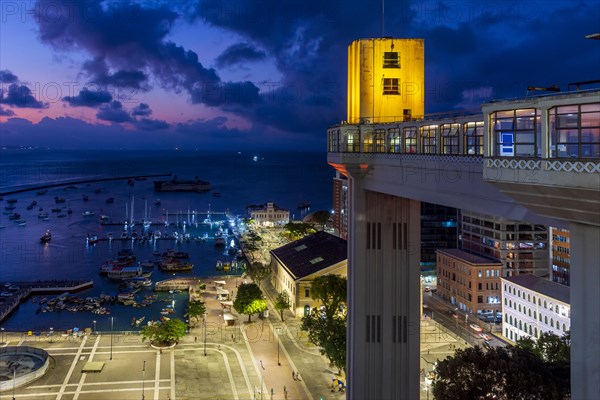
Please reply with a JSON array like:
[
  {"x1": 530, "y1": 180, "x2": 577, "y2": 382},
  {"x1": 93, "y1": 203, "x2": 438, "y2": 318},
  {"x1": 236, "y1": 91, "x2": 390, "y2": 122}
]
[
  {"x1": 86, "y1": 234, "x2": 99, "y2": 245},
  {"x1": 18, "y1": 222, "x2": 27, "y2": 227},
  {"x1": 213, "y1": 191, "x2": 221, "y2": 197},
  {"x1": 215, "y1": 237, "x2": 226, "y2": 246},
  {"x1": 99, "y1": 215, "x2": 110, "y2": 223},
  {"x1": 40, "y1": 230, "x2": 52, "y2": 243},
  {"x1": 82, "y1": 210, "x2": 95, "y2": 217},
  {"x1": 51, "y1": 207, "x2": 62, "y2": 213},
  {"x1": 154, "y1": 199, "x2": 161, "y2": 205},
  {"x1": 38, "y1": 212, "x2": 49, "y2": 219}
]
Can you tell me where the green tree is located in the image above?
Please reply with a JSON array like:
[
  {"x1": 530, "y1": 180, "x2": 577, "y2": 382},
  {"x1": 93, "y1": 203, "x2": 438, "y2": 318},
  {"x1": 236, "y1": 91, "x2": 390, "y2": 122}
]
[
  {"x1": 432, "y1": 345, "x2": 570, "y2": 399},
  {"x1": 274, "y1": 291, "x2": 291, "y2": 321},
  {"x1": 245, "y1": 262, "x2": 271, "y2": 288},
  {"x1": 282, "y1": 222, "x2": 316, "y2": 241},
  {"x1": 301, "y1": 275, "x2": 347, "y2": 373},
  {"x1": 233, "y1": 283, "x2": 267, "y2": 322},
  {"x1": 308, "y1": 210, "x2": 331, "y2": 230},
  {"x1": 141, "y1": 318, "x2": 187, "y2": 346},
  {"x1": 185, "y1": 300, "x2": 206, "y2": 327},
  {"x1": 517, "y1": 331, "x2": 570, "y2": 363}
]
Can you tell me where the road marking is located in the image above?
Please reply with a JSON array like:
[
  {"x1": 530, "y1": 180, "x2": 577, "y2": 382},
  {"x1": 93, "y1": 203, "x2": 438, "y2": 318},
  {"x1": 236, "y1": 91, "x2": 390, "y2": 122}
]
[
  {"x1": 29, "y1": 379, "x2": 170, "y2": 389},
  {"x1": 154, "y1": 350, "x2": 161, "y2": 400},
  {"x1": 5, "y1": 386, "x2": 172, "y2": 398},
  {"x1": 219, "y1": 349, "x2": 239, "y2": 400},
  {"x1": 72, "y1": 335, "x2": 100, "y2": 400},
  {"x1": 56, "y1": 336, "x2": 88, "y2": 400},
  {"x1": 240, "y1": 324, "x2": 268, "y2": 396}
]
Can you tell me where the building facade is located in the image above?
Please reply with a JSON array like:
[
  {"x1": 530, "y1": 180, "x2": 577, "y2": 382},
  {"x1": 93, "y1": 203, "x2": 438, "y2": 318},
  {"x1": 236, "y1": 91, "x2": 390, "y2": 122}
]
[
  {"x1": 421, "y1": 202, "x2": 458, "y2": 273},
  {"x1": 436, "y1": 249, "x2": 502, "y2": 317},
  {"x1": 550, "y1": 227, "x2": 570, "y2": 286},
  {"x1": 460, "y1": 211, "x2": 549, "y2": 277},
  {"x1": 247, "y1": 202, "x2": 289, "y2": 226},
  {"x1": 332, "y1": 171, "x2": 349, "y2": 239},
  {"x1": 269, "y1": 231, "x2": 347, "y2": 317},
  {"x1": 501, "y1": 274, "x2": 570, "y2": 344}
]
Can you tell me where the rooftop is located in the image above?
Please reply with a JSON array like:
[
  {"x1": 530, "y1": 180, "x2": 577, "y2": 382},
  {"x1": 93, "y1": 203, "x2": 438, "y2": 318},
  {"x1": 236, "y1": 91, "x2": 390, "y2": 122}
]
[
  {"x1": 437, "y1": 248, "x2": 501, "y2": 266},
  {"x1": 247, "y1": 202, "x2": 288, "y2": 212},
  {"x1": 270, "y1": 231, "x2": 347, "y2": 279},
  {"x1": 503, "y1": 274, "x2": 570, "y2": 305}
]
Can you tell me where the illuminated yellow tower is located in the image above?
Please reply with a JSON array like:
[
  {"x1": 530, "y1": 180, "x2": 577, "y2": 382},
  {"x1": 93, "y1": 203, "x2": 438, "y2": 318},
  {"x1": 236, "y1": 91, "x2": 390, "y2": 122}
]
[{"x1": 347, "y1": 38, "x2": 424, "y2": 124}]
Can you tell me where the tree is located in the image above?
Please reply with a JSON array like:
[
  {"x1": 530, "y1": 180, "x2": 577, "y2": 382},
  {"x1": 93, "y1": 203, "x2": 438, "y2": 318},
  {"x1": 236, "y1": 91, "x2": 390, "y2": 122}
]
[
  {"x1": 245, "y1": 262, "x2": 271, "y2": 288},
  {"x1": 141, "y1": 318, "x2": 187, "y2": 346},
  {"x1": 282, "y1": 222, "x2": 315, "y2": 241},
  {"x1": 274, "y1": 291, "x2": 291, "y2": 320},
  {"x1": 185, "y1": 300, "x2": 206, "y2": 327},
  {"x1": 233, "y1": 283, "x2": 267, "y2": 322},
  {"x1": 301, "y1": 275, "x2": 347, "y2": 373},
  {"x1": 308, "y1": 210, "x2": 331, "y2": 230},
  {"x1": 517, "y1": 331, "x2": 570, "y2": 363},
  {"x1": 432, "y1": 344, "x2": 570, "y2": 399}
]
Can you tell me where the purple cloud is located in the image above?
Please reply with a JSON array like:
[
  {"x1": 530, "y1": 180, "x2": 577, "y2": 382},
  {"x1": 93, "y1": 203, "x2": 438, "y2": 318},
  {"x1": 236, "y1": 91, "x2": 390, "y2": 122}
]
[
  {"x1": 0, "y1": 84, "x2": 47, "y2": 108},
  {"x1": 63, "y1": 88, "x2": 113, "y2": 107},
  {"x1": 96, "y1": 101, "x2": 130, "y2": 123}
]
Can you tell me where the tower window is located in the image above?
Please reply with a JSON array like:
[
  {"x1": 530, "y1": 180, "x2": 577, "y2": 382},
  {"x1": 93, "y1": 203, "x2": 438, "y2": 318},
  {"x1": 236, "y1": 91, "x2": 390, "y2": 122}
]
[
  {"x1": 383, "y1": 78, "x2": 399, "y2": 95},
  {"x1": 383, "y1": 52, "x2": 400, "y2": 68}
]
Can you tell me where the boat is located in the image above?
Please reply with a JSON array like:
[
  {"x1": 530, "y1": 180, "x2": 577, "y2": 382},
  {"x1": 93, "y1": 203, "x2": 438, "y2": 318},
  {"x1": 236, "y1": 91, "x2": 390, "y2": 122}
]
[
  {"x1": 55, "y1": 196, "x2": 66, "y2": 203},
  {"x1": 17, "y1": 221, "x2": 27, "y2": 227},
  {"x1": 86, "y1": 234, "x2": 99, "y2": 245},
  {"x1": 83, "y1": 210, "x2": 95, "y2": 217},
  {"x1": 154, "y1": 199, "x2": 161, "y2": 205},
  {"x1": 158, "y1": 260, "x2": 194, "y2": 272},
  {"x1": 213, "y1": 191, "x2": 221, "y2": 197},
  {"x1": 38, "y1": 212, "x2": 49, "y2": 219},
  {"x1": 216, "y1": 260, "x2": 223, "y2": 270},
  {"x1": 26, "y1": 201, "x2": 37, "y2": 210},
  {"x1": 40, "y1": 230, "x2": 52, "y2": 243},
  {"x1": 99, "y1": 215, "x2": 110, "y2": 223},
  {"x1": 153, "y1": 176, "x2": 211, "y2": 192},
  {"x1": 139, "y1": 260, "x2": 155, "y2": 268},
  {"x1": 106, "y1": 265, "x2": 147, "y2": 280}
]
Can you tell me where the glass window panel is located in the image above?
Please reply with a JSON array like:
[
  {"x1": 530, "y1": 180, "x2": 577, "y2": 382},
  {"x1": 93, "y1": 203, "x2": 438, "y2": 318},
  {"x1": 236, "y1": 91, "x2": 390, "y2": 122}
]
[
  {"x1": 515, "y1": 144, "x2": 535, "y2": 157},
  {"x1": 582, "y1": 143, "x2": 600, "y2": 158},
  {"x1": 516, "y1": 132, "x2": 535, "y2": 143},
  {"x1": 581, "y1": 111, "x2": 600, "y2": 127},
  {"x1": 496, "y1": 110, "x2": 514, "y2": 118},
  {"x1": 557, "y1": 114, "x2": 578, "y2": 128},
  {"x1": 515, "y1": 117, "x2": 535, "y2": 130},
  {"x1": 515, "y1": 109, "x2": 536, "y2": 117},
  {"x1": 495, "y1": 118, "x2": 513, "y2": 130},
  {"x1": 555, "y1": 105, "x2": 579, "y2": 114},
  {"x1": 581, "y1": 103, "x2": 600, "y2": 112}
]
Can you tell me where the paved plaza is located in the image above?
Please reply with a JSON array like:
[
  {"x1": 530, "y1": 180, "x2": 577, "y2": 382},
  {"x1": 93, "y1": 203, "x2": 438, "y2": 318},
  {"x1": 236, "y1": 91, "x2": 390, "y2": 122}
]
[{"x1": 0, "y1": 276, "x2": 468, "y2": 400}]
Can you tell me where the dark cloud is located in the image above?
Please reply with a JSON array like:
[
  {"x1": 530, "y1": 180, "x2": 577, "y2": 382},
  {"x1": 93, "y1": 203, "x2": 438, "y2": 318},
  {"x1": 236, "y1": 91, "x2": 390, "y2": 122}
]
[
  {"x1": 0, "y1": 70, "x2": 18, "y2": 83},
  {"x1": 82, "y1": 58, "x2": 149, "y2": 91},
  {"x1": 0, "y1": 84, "x2": 47, "y2": 108},
  {"x1": 135, "y1": 118, "x2": 169, "y2": 131},
  {"x1": 34, "y1": 0, "x2": 259, "y2": 108},
  {"x1": 96, "y1": 101, "x2": 130, "y2": 123},
  {"x1": 131, "y1": 103, "x2": 152, "y2": 116},
  {"x1": 215, "y1": 43, "x2": 267, "y2": 68},
  {"x1": 0, "y1": 106, "x2": 15, "y2": 116},
  {"x1": 63, "y1": 88, "x2": 112, "y2": 107}
]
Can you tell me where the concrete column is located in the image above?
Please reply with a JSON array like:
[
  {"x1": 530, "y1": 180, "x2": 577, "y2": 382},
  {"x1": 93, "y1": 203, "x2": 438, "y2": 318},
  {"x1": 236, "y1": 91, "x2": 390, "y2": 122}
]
[
  {"x1": 347, "y1": 171, "x2": 421, "y2": 399},
  {"x1": 570, "y1": 223, "x2": 600, "y2": 400}
]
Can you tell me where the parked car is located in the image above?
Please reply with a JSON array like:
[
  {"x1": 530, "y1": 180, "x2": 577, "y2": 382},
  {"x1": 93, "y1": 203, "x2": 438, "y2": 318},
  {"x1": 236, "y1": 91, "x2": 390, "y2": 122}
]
[
  {"x1": 479, "y1": 333, "x2": 491, "y2": 341},
  {"x1": 483, "y1": 340, "x2": 492, "y2": 350}
]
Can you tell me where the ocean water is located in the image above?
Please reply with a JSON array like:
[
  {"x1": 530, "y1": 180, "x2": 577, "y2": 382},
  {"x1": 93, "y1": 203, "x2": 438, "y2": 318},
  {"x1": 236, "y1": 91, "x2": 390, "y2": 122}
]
[{"x1": 0, "y1": 149, "x2": 334, "y2": 331}]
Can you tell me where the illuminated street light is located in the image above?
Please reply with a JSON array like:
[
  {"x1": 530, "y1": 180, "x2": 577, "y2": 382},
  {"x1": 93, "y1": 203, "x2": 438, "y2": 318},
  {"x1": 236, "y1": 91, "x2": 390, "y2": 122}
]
[
  {"x1": 93, "y1": 320, "x2": 97, "y2": 334},
  {"x1": 1, "y1": 327, "x2": 5, "y2": 345},
  {"x1": 110, "y1": 317, "x2": 114, "y2": 360}
]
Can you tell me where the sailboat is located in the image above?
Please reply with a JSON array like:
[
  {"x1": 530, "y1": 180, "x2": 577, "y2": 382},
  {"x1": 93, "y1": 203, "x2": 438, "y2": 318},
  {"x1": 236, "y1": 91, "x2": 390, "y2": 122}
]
[{"x1": 143, "y1": 200, "x2": 151, "y2": 230}]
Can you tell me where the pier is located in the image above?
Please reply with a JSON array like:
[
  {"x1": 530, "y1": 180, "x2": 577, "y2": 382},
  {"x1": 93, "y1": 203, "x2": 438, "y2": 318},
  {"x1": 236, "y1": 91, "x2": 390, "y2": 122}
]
[
  {"x1": 0, "y1": 280, "x2": 93, "y2": 323},
  {"x1": 153, "y1": 278, "x2": 203, "y2": 292},
  {"x1": 0, "y1": 173, "x2": 171, "y2": 196}
]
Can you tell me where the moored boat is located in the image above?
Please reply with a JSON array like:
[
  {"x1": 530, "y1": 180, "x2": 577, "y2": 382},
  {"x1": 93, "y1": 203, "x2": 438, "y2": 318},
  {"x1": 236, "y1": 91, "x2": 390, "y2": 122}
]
[{"x1": 40, "y1": 230, "x2": 52, "y2": 243}]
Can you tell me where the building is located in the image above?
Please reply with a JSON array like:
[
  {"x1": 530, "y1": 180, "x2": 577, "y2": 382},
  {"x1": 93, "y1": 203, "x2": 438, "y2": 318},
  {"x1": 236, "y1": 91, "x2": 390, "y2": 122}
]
[
  {"x1": 436, "y1": 249, "x2": 502, "y2": 318},
  {"x1": 550, "y1": 227, "x2": 570, "y2": 286},
  {"x1": 269, "y1": 231, "x2": 347, "y2": 317},
  {"x1": 347, "y1": 38, "x2": 424, "y2": 124},
  {"x1": 501, "y1": 274, "x2": 570, "y2": 344},
  {"x1": 247, "y1": 202, "x2": 289, "y2": 226},
  {"x1": 332, "y1": 171, "x2": 349, "y2": 239},
  {"x1": 421, "y1": 202, "x2": 458, "y2": 274},
  {"x1": 460, "y1": 211, "x2": 549, "y2": 277}
]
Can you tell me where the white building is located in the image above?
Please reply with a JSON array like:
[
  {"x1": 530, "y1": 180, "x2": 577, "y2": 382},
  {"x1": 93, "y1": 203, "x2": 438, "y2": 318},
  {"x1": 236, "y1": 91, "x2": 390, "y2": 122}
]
[
  {"x1": 247, "y1": 202, "x2": 289, "y2": 226},
  {"x1": 501, "y1": 274, "x2": 570, "y2": 343}
]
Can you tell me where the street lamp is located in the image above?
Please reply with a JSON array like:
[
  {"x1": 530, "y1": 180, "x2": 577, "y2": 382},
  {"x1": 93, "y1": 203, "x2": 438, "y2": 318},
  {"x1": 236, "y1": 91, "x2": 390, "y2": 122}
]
[
  {"x1": 12, "y1": 363, "x2": 19, "y2": 400},
  {"x1": 275, "y1": 327, "x2": 281, "y2": 366},
  {"x1": 49, "y1": 327, "x2": 53, "y2": 343},
  {"x1": 110, "y1": 317, "x2": 114, "y2": 360},
  {"x1": 1, "y1": 327, "x2": 4, "y2": 345},
  {"x1": 141, "y1": 360, "x2": 146, "y2": 400},
  {"x1": 93, "y1": 320, "x2": 97, "y2": 334},
  {"x1": 203, "y1": 313, "x2": 207, "y2": 356}
]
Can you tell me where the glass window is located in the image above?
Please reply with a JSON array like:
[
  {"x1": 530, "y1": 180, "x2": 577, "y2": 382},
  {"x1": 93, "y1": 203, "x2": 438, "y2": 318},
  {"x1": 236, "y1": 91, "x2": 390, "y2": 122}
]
[
  {"x1": 403, "y1": 127, "x2": 417, "y2": 153},
  {"x1": 492, "y1": 109, "x2": 541, "y2": 157},
  {"x1": 387, "y1": 128, "x2": 401, "y2": 153},
  {"x1": 383, "y1": 52, "x2": 400, "y2": 68},
  {"x1": 383, "y1": 78, "x2": 400, "y2": 95},
  {"x1": 374, "y1": 129, "x2": 386, "y2": 152},
  {"x1": 549, "y1": 103, "x2": 600, "y2": 158},
  {"x1": 363, "y1": 130, "x2": 373, "y2": 152},
  {"x1": 420, "y1": 125, "x2": 437, "y2": 154},
  {"x1": 343, "y1": 129, "x2": 360, "y2": 152},
  {"x1": 464, "y1": 122, "x2": 484, "y2": 155},
  {"x1": 441, "y1": 123, "x2": 459, "y2": 154}
]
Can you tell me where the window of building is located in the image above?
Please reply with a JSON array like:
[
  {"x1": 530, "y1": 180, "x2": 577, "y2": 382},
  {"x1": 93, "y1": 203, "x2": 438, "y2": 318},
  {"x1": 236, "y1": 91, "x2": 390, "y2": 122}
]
[
  {"x1": 343, "y1": 129, "x2": 360, "y2": 153},
  {"x1": 383, "y1": 51, "x2": 400, "y2": 68},
  {"x1": 464, "y1": 121, "x2": 484, "y2": 155},
  {"x1": 441, "y1": 123, "x2": 459, "y2": 154},
  {"x1": 387, "y1": 128, "x2": 401, "y2": 153},
  {"x1": 549, "y1": 103, "x2": 600, "y2": 158},
  {"x1": 383, "y1": 78, "x2": 400, "y2": 95},
  {"x1": 478, "y1": 295, "x2": 483, "y2": 303},
  {"x1": 374, "y1": 129, "x2": 386, "y2": 152},
  {"x1": 403, "y1": 127, "x2": 417, "y2": 153},
  {"x1": 478, "y1": 283, "x2": 482, "y2": 291},
  {"x1": 492, "y1": 109, "x2": 541, "y2": 157},
  {"x1": 420, "y1": 125, "x2": 437, "y2": 154},
  {"x1": 305, "y1": 288, "x2": 310, "y2": 298}
]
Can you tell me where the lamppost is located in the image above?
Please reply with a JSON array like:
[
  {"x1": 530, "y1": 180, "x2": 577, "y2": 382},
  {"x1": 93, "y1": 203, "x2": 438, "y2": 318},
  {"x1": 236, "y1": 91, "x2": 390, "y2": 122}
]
[
  {"x1": 93, "y1": 320, "x2": 97, "y2": 334},
  {"x1": 203, "y1": 313, "x2": 207, "y2": 356},
  {"x1": 110, "y1": 317, "x2": 114, "y2": 360},
  {"x1": 275, "y1": 327, "x2": 281, "y2": 366},
  {"x1": 12, "y1": 363, "x2": 19, "y2": 400},
  {"x1": 141, "y1": 360, "x2": 146, "y2": 400},
  {"x1": 49, "y1": 327, "x2": 53, "y2": 343},
  {"x1": 1, "y1": 327, "x2": 4, "y2": 345}
]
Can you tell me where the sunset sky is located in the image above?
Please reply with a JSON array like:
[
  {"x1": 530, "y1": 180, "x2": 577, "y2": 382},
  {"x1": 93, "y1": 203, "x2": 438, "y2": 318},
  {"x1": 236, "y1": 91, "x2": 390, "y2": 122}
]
[{"x1": 1, "y1": 0, "x2": 599, "y2": 150}]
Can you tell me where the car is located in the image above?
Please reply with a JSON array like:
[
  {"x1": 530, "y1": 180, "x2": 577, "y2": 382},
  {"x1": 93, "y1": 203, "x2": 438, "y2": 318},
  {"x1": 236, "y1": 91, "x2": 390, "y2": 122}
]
[
  {"x1": 469, "y1": 323, "x2": 483, "y2": 332},
  {"x1": 483, "y1": 340, "x2": 492, "y2": 350},
  {"x1": 479, "y1": 333, "x2": 491, "y2": 341},
  {"x1": 0, "y1": 292, "x2": 13, "y2": 297}
]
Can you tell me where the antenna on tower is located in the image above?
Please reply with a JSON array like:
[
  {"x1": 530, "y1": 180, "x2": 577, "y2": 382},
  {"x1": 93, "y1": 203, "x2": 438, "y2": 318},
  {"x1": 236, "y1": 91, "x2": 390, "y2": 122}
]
[{"x1": 382, "y1": 0, "x2": 385, "y2": 37}]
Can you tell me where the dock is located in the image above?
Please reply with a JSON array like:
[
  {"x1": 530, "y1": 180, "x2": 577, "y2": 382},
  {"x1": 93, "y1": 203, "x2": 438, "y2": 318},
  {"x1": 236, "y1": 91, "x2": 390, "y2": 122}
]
[
  {"x1": 0, "y1": 280, "x2": 93, "y2": 323},
  {"x1": 153, "y1": 278, "x2": 203, "y2": 292}
]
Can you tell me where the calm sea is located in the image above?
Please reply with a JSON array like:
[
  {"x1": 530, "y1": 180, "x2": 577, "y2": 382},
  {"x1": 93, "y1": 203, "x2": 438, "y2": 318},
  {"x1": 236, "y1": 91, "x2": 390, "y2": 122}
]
[{"x1": 0, "y1": 149, "x2": 334, "y2": 331}]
